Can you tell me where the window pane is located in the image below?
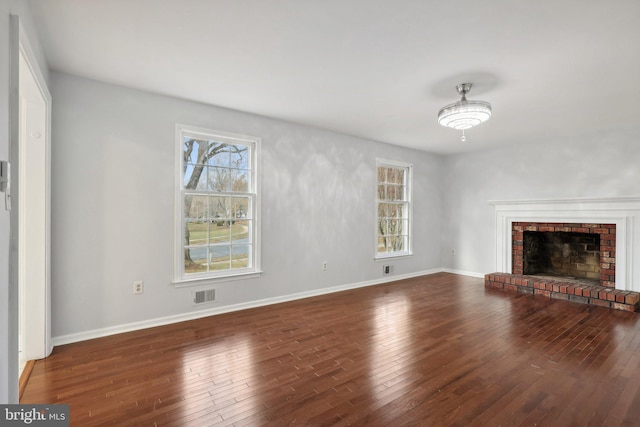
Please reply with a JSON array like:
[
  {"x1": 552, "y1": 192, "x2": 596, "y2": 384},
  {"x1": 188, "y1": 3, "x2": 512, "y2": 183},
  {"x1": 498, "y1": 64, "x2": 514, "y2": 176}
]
[
  {"x1": 386, "y1": 236, "x2": 397, "y2": 252},
  {"x1": 208, "y1": 167, "x2": 229, "y2": 192},
  {"x1": 232, "y1": 219, "x2": 250, "y2": 244},
  {"x1": 377, "y1": 236, "x2": 386, "y2": 254},
  {"x1": 208, "y1": 142, "x2": 231, "y2": 167},
  {"x1": 232, "y1": 245, "x2": 250, "y2": 268},
  {"x1": 210, "y1": 221, "x2": 231, "y2": 244},
  {"x1": 184, "y1": 164, "x2": 208, "y2": 190},
  {"x1": 230, "y1": 145, "x2": 249, "y2": 169},
  {"x1": 231, "y1": 169, "x2": 249, "y2": 192},
  {"x1": 184, "y1": 247, "x2": 207, "y2": 273},
  {"x1": 378, "y1": 203, "x2": 388, "y2": 218},
  {"x1": 183, "y1": 138, "x2": 206, "y2": 164},
  {"x1": 389, "y1": 219, "x2": 399, "y2": 235},
  {"x1": 396, "y1": 235, "x2": 408, "y2": 251},
  {"x1": 209, "y1": 246, "x2": 230, "y2": 271},
  {"x1": 209, "y1": 196, "x2": 230, "y2": 220},
  {"x1": 377, "y1": 167, "x2": 386, "y2": 183},
  {"x1": 187, "y1": 221, "x2": 208, "y2": 246},
  {"x1": 388, "y1": 185, "x2": 404, "y2": 201},
  {"x1": 183, "y1": 164, "x2": 196, "y2": 188},
  {"x1": 387, "y1": 185, "x2": 397, "y2": 201},
  {"x1": 389, "y1": 185, "x2": 397, "y2": 201},
  {"x1": 232, "y1": 197, "x2": 250, "y2": 219},
  {"x1": 387, "y1": 203, "x2": 398, "y2": 219},
  {"x1": 398, "y1": 185, "x2": 406, "y2": 201},
  {"x1": 185, "y1": 195, "x2": 208, "y2": 220},
  {"x1": 389, "y1": 168, "x2": 405, "y2": 184},
  {"x1": 377, "y1": 184, "x2": 386, "y2": 200},
  {"x1": 377, "y1": 219, "x2": 387, "y2": 237},
  {"x1": 386, "y1": 168, "x2": 396, "y2": 183}
]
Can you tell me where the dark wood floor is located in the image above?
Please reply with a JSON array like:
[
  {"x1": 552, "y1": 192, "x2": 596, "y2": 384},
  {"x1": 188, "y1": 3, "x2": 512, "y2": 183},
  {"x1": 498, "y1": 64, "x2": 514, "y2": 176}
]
[{"x1": 21, "y1": 273, "x2": 640, "y2": 426}]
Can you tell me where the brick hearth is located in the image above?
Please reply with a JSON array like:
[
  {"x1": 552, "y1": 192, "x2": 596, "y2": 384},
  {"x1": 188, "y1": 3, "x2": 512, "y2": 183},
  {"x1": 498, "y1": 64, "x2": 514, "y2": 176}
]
[{"x1": 485, "y1": 273, "x2": 640, "y2": 312}]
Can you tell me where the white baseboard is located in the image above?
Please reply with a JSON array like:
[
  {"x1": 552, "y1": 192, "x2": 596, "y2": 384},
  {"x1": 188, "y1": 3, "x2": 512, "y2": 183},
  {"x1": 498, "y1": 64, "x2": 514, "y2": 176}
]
[
  {"x1": 52, "y1": 268, "x2": 446, "y2": 346},
  {"x1": 440, "y1": 268, "x2": 485, "y2": 278}
]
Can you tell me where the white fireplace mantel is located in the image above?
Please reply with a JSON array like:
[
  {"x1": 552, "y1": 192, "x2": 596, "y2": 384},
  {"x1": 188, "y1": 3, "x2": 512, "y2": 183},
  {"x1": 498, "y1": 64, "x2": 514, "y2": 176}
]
[{"x1": 489, "y1": 197, "x2": 640, "y2": 292}]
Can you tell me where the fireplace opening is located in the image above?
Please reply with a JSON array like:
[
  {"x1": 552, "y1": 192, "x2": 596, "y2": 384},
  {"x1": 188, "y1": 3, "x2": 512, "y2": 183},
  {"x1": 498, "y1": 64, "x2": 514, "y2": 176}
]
[{"x1": 523, "y1": 231, "x2": 600, "y2": 285}]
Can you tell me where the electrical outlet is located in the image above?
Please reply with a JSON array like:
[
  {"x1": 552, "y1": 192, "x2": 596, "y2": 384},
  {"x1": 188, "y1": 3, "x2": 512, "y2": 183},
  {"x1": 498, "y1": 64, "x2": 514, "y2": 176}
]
[
  {"x1": 133, "y1": 280, "x2": 144, "y2": 294},
  {"x1": 322, "y1": 261, "x2": 328, "y2": 271},
  {"x1": 383, "y1": 265, "x2": 391, "y2": 275}
]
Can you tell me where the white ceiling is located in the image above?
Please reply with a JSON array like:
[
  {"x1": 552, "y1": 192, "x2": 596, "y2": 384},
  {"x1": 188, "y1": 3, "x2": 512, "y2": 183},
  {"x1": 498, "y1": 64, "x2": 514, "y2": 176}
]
[{"x1": 28, "y1": 0, "x2": 640, "y2": 155}]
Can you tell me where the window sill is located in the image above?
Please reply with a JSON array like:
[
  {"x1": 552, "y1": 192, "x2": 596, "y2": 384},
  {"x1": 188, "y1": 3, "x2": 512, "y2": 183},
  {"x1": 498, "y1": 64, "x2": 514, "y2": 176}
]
[
  {"x1": 173, "y1": 270, "x2": 262, "y2": 288},
  {"x1": 374, "y1": 252, "x2": 413, "y2": 261}
]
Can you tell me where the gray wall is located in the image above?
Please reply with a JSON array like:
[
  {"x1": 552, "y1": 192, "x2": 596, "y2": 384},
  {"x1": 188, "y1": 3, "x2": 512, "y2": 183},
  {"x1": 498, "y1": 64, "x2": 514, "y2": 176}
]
[
  {"x1": 50, "y1": 72, "x2": 443, "y2": 340},
  {"x1": 0, "y1": 1, "x2": 49, "y2": 405},
  {"x1": 440, "y1": 127, "x2": 640, "y2": 275}
]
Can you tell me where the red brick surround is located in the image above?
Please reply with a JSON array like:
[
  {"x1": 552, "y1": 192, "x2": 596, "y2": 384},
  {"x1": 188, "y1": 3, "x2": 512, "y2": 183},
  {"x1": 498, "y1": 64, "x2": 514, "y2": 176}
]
[{"x1": 512, "y1": 222, "x2": 616, "y2": 287}]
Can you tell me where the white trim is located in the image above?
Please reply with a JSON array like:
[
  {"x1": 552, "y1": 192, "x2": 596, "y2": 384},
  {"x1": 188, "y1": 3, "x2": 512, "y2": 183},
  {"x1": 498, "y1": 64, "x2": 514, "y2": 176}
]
[
  {"x1": 374, "y1": 252, "x2": 413, "y2": 261},
  {"x1": 441, "y1": 268, "x2": 485, "y2": 278},
  {"x1": 489, "y1": 197, "x2": 640, "y2": 206},
  {"x1": 172, "y1": 270, "x2": 263, "y2": 287},
  {"x1": 52, "y1": 268, "x2": 444, "y2": 346},
  {"x1": 491, "y1": 197, "x2": 640, "y2": 291},
  {"x1": 17, "y1": 18, "x2": 53, "y2": 362}
]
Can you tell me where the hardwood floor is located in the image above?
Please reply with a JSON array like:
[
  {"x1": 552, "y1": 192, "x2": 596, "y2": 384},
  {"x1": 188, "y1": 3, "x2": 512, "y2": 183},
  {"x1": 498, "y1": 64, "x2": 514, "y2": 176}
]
[{"x1": 21, "y1": 273, "x2": 640, "y2": 426}]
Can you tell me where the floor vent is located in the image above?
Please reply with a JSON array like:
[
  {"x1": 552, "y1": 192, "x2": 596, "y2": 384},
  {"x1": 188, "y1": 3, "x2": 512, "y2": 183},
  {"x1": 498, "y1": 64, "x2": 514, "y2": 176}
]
[{"x1": 193, "y1": 289, "x2": 216, "y2": 305}]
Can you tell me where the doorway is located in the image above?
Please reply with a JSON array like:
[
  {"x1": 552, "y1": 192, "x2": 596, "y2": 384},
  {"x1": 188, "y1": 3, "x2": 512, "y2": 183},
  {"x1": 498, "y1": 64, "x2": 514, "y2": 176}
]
[{"x1": 17, "y1": 30, "x2": 52, "y2": 374}]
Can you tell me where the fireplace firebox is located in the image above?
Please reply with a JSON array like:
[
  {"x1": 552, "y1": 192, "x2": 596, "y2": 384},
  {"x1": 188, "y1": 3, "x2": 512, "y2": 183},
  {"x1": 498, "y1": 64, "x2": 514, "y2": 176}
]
[
  {"x1": 523, "y1": 231, "x2": 600, "y2": 283},
  {"x1": 512, "y1": 222, "x2": 615, "y2": 288}
]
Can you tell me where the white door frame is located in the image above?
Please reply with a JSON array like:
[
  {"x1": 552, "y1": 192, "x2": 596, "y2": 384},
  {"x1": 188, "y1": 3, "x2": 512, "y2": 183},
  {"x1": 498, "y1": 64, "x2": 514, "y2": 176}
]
[{"x1": 16, "y1": 19, "x2": 52, "y2": 374}]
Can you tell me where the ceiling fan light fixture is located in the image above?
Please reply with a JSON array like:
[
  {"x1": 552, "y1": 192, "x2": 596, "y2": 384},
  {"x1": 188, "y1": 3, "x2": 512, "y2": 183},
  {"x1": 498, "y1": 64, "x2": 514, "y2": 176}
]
[{"x1": 437, "y1": 83, "x2": 492, "y2": 139}]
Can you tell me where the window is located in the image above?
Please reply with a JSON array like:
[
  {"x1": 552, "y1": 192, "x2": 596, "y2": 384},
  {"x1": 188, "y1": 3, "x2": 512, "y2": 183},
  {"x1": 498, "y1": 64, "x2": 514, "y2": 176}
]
[
  {"x1": 175, "y1": 125, "x2": 260, "y2": 284},
  {"x1": 376, "y1": 160, "x2": 412, "y2": 258}
]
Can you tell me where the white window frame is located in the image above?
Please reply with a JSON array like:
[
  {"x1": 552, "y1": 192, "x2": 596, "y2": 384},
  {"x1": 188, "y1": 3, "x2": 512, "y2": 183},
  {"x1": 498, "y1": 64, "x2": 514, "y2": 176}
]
[
  {"x1": 174, "y1": 124, "x2": 261, "y2": 287},
  {"x1": 375, "y1": 159, "x2": 413, "y2": 259}
]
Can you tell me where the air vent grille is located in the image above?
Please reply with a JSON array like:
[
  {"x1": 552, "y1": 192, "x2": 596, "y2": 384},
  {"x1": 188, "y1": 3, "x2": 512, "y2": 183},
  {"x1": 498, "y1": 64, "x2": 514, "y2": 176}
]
[{"x1": 193, "y1": 289, "x2": 216, "y2": 305}]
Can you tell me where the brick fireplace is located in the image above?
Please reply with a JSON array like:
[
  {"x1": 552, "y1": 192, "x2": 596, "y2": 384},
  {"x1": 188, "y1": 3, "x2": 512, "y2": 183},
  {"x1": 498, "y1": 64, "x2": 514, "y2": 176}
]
[
  {"x1": 485, "y1": 198, "x2": 640, "y2": 312},
  {"x1": 486, "y1": 219, "x2": 638, "y2": 312},
  {"x1": 511, "y1": 222, "x2": 616, "y2": 288}
]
